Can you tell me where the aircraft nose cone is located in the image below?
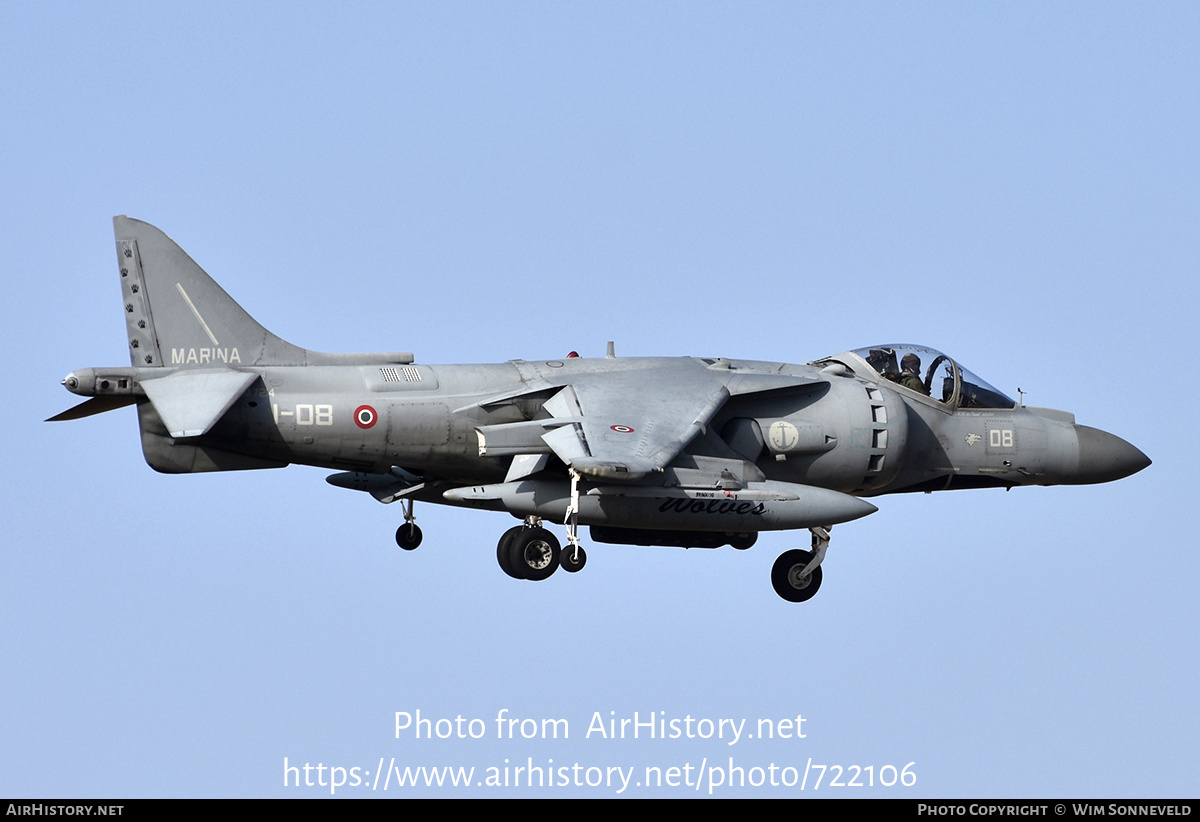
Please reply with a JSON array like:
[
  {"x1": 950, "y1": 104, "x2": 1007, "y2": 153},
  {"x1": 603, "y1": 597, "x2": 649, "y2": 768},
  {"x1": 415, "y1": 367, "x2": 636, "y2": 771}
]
[{"x1": 1072, "y1": 425, "x2": 1151, "y2": 484}]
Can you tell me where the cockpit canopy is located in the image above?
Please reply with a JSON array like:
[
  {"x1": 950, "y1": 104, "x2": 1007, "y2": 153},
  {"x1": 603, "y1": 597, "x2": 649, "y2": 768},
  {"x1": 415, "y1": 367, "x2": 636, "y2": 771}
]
[{"x1": 824, "y1": 345, "x2": 1015, "y2": 409}]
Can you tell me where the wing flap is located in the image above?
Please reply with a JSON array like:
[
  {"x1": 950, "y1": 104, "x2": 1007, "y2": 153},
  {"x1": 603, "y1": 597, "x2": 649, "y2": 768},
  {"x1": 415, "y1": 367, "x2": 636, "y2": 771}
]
[
  {"x1": 475, "y1": 418, "x2": 581, "y2": 457},
  {"x1": 541, "y1": 423, "x2": 592, "y2": 464}
]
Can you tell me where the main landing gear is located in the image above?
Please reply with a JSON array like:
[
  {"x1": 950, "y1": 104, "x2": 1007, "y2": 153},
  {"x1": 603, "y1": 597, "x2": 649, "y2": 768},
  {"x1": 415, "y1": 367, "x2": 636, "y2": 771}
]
[
  {"x1": 494, "y1": 470, "x2": 588, "y2": 582},
  {"x1": 495, "y1": 519, "x2": 587, "y2": 580},
  {"x1": 390, "y1": 499, "x2": 582, "y2": 581},
  {"x1": 770, "y1": 527, "x2": 830, "y2": 603},
  {"x1": 495, "y1": 468, "x2": 587, "y2": 581}
]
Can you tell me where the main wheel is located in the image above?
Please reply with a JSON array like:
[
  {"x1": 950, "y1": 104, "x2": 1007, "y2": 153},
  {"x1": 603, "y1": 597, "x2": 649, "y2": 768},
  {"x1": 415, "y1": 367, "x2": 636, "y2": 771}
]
[
  {"x1": 395, "y1": 523, "x2": 423, "y2": 550},
  {"x1": 496, "y1": 526, "x2": 526, "y2": 579},
  {"x1": 508, "y1": 527, "x2": 561, "y2": 581},
  {"x1": 771, "y1": 549, "x2": 823, "y2": 602},
  {"x1": 560, "y1": 544, "x2": 587, "y2": 573}
]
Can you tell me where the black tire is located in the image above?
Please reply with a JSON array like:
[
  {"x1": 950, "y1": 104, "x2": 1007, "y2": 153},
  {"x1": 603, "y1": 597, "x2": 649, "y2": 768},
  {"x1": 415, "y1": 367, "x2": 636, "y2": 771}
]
[
  {"x1": 771, "y1": 549, "x2": 823, "y2": 603},
  {"x1": 560, "y1": 544, "x2": 587, "y2": 573},
  {"x1": 508, "y1": 527, "x2": 560, "y2": 581},
  {"x1": 496, "y1": 526, "x2": 526, "y2": 579},
  {"x1": 395, "y1": 523, "x2": 423, "y2": 550}
]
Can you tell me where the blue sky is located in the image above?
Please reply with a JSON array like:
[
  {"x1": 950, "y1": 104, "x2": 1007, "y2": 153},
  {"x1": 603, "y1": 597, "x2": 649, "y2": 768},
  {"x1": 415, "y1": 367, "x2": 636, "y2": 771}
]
[{"x1": 3, "y1": 2, "x2": 1196, "y2": 797}]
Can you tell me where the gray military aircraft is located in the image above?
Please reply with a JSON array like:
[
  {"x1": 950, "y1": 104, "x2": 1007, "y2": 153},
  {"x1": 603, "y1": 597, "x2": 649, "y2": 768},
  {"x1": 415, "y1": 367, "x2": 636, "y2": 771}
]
[{"x1": 50, "y1": 217, "x2": 1150, "y2": 602}]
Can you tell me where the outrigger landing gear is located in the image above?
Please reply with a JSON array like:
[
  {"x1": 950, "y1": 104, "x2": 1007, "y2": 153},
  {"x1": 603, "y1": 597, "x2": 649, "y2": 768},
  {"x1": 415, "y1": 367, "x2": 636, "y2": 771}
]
[
  {"x1": 557, "y1": 468, "x2": 587, "y2": 572},
  {"x1": 496, "y1": 518, "x2": 561, "y2": 581},
  {"x1": 770, "y1": 526, "x2": 830, "y2": 602},
  {"x1": 394, "y1": 498, "x2": 422, "y2": 550},
  {"x1": 560, "y1": 543, "x2": 587, "y2": 573}
]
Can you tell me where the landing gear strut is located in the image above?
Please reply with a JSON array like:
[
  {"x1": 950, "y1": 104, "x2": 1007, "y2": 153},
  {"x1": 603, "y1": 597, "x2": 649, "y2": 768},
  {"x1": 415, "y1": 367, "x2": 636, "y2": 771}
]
[
  {"x1": 395, "y1": 499, "x2": 422, "y2": 550},
  {"x1": 770, "y1": 527, "x2": 830, "y2": 602},
  {"x1": 557, "y1": 468, "x2": 587, "y2": 573}
]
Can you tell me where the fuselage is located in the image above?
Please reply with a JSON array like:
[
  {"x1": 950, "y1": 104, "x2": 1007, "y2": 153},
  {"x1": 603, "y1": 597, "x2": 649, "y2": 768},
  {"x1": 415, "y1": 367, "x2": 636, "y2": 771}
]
[{"x1": 102, "y1": 349, "x2": 1147, "y2": 506}]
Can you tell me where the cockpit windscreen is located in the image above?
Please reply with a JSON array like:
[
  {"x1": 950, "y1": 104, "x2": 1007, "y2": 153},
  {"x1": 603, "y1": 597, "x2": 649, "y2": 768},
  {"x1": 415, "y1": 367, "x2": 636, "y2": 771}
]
[{"x1": 849, "y1": 345, "x2": 1015, "y2": 409}]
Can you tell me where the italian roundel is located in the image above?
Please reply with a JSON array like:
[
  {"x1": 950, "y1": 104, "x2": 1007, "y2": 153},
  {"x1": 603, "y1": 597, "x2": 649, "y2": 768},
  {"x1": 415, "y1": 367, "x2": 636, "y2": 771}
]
[{"x1": 354, "y1": 405, "x2": 378, "y2": 429}]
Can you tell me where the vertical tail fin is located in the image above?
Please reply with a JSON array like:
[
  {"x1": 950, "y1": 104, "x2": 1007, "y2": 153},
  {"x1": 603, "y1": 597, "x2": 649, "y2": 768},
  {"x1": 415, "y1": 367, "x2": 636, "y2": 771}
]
[
  {"x1": 54, "y1": 217, "x2": 413, "y2": 474},
  {"x1": 114, "y1": 215, "x2": 311, "y2": 368}
]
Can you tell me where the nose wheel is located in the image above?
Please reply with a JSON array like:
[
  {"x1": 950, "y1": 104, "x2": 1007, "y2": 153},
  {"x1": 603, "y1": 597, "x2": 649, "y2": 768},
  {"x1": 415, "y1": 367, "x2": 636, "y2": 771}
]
[
  {"x1": 770, "y1": 527, "x2": 830, "y2": 602},
  {"x1": 771, "y1": 550, "x2": 822, "y2": 602}
]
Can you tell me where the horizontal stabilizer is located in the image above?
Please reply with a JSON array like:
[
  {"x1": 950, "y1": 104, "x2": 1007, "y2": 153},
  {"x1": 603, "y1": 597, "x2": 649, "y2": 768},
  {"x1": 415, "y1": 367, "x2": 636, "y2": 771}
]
[
  {"x1": 46, "y1": 395, "x2": 138, "y2": 422},
  {"x1": 140, "y1": 369, "x2": 258, "y2": 438}
]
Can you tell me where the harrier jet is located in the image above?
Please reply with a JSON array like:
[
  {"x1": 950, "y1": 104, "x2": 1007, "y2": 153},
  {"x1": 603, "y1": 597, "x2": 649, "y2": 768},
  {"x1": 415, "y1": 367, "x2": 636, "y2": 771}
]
[{"x1": 50, "y1": 218, "x2": 1150, "y2": 601}]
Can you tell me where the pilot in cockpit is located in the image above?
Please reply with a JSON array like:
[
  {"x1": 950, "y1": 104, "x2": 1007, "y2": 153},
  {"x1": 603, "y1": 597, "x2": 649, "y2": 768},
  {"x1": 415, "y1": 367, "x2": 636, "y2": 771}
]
[
  {"x1": 866, "y1": 348, "x2": 899, "y2": 380},
  {"x1": 898, "y1": 353, "x2": 929, "y2": 395}
]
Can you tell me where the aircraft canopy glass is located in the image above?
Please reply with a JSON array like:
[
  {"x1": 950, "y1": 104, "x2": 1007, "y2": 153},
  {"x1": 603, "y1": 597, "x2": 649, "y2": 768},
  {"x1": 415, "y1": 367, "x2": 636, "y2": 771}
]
[{"x1": 839, "y1": 345, "x2": 1015, "y2": 409}]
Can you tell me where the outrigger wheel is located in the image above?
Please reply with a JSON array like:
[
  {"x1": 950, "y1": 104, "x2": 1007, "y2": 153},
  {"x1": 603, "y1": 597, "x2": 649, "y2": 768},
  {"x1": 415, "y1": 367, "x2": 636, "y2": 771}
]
[{"x1": 560, "y1": 544, "x2": 587, "y2": 573}]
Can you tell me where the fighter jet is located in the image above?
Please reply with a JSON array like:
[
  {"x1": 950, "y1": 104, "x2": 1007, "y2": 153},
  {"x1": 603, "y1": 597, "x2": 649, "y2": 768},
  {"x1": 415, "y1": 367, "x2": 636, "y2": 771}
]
[{"x1": 50, "y1": 217, "x2": 1151, "y2": 602}]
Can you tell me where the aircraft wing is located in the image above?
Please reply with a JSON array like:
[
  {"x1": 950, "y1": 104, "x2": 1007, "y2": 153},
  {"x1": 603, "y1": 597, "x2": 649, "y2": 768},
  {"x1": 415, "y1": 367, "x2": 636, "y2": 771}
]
[
  {"x1": 547, "y1": 373, "x2": 729, "y2": 480},
  {"x1": 476, "y1": 360, "x2": 824, "y2": 481}
]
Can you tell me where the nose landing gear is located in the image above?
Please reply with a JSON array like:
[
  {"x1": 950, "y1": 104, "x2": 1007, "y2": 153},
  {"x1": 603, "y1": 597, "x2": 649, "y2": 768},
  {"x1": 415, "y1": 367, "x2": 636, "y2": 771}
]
[{"x1": 770, "y1": 527, "x2": 830, "y2": 603}]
